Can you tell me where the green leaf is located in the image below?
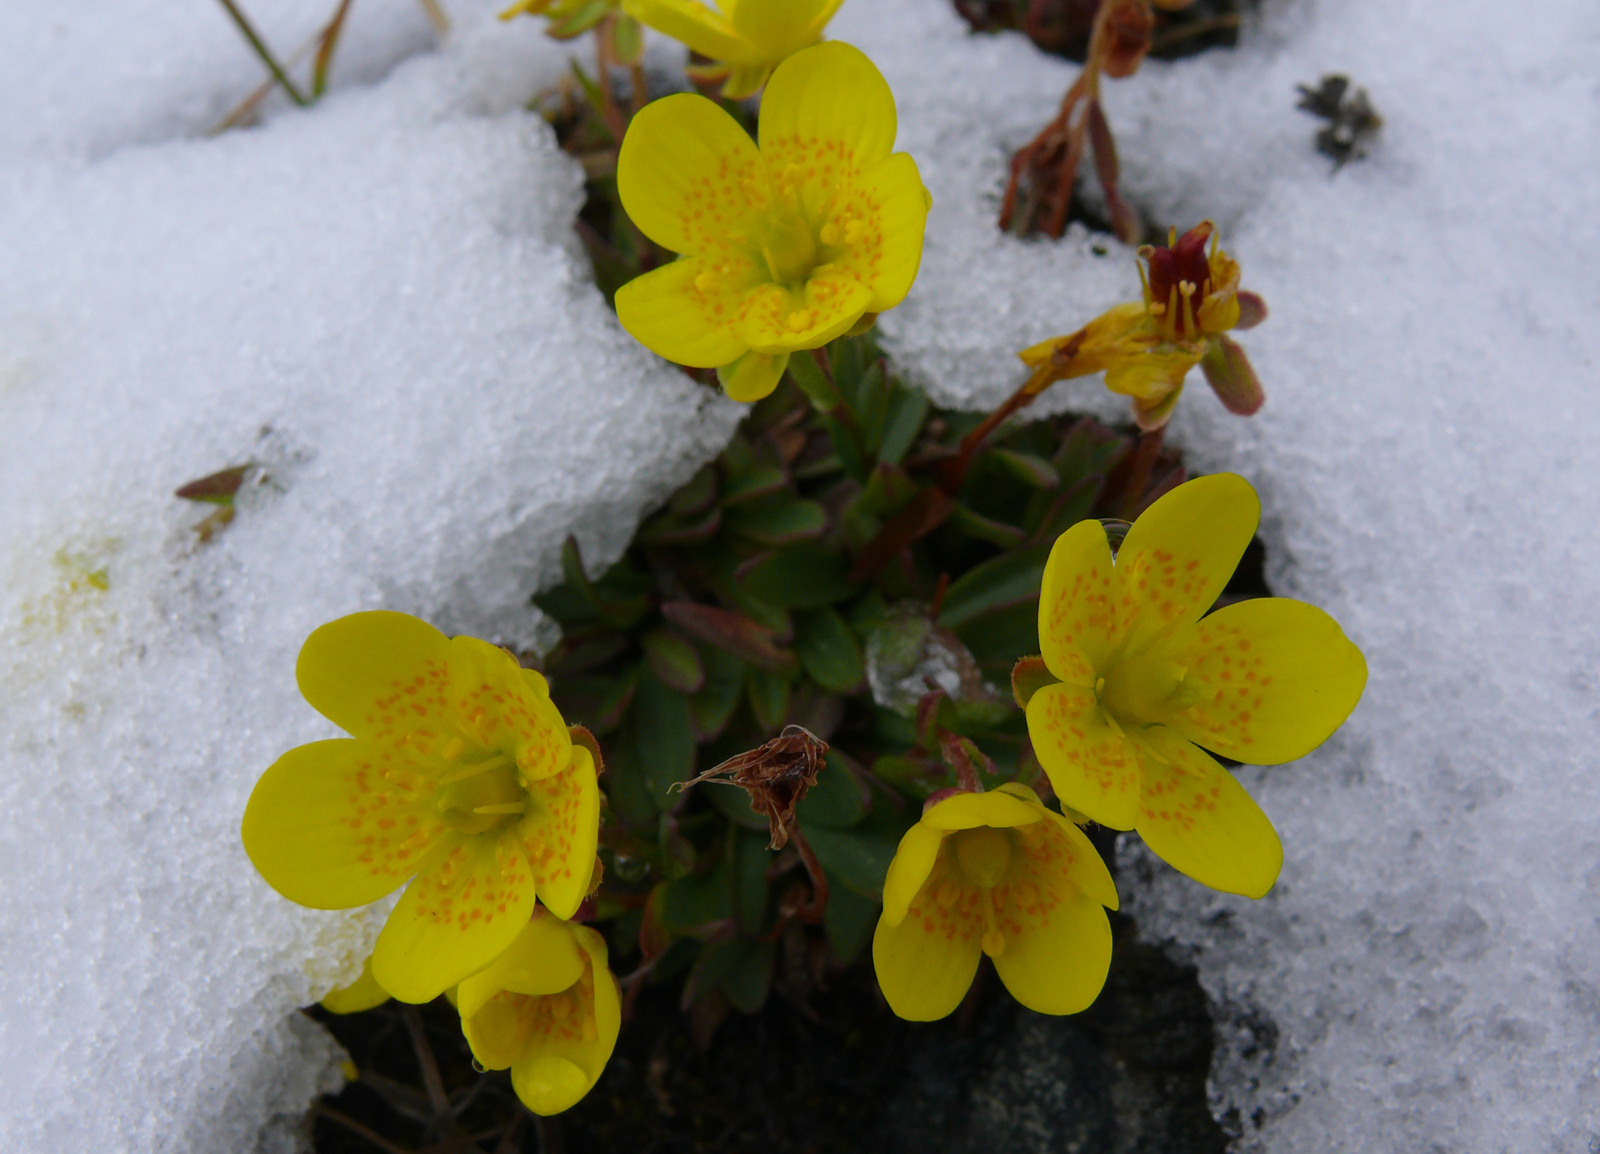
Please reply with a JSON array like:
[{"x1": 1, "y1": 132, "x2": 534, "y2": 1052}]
[
  {"x1": 632, "y1": 670, "x2": 697, "y2": 802},
  {"x1": 949, "y1": 502, "x2": 1027, "y2": 548},
  {"x1": 724, "y1": 499, "x2": 828, "y2": 546},
  {"x1": 550, "y1": 667, "x2": 636, "y2": 734},
  {"x1": 877, "y1": 387, "x2": 928, "y2": 466},
  {"x1": 746, "y1": 667, "x2": 791, "y2": 731},
  {"x1": 730, "y1": 828, "x2": 771, "y2": 934},
  {"x1": 642, "y1": 628, "x2": 705, "y2": 694},
  {"x1": 603, "y1": 719, "x2": 659, "y2": 827},
  {"x1": 1055, "y1": 416, "x2": 1129, "y2": 485},
  {"x1": 952, "y1": 599, "x2": 1041, "y2": 670},
  {"x1": 795, "y1": 750, "x2": 865, "y2": 829},
  {"x1": 794, "y1": 608, "x2": 865, "y2": 693},
  {"x1": 738, "y1": 547, "x2": 858, "y2": 610},
  {"x1": 786, "y1": 348, "x2": 843, "y2": 410},
  {"x1": 662, "y1": 858, "x2": 732, "y2": 931},
  {"x1": 694, "y1": 938, "x2": 775, "y2": 1014},
  {"x1": 720, "y1": 938, "x2": 775, "y2": 1013},
  {"x1": 705, "y1": 781, "x2": 770, "y2": 831},
  {"x1": 720, "y1": 464, "x2": 788, "y2": 506},
  {"x1": 688, "y1": 648, "x2": 745, "y2": 741},
  {"x1": 609, "y1": 11, "x2": 644, "y2": 64},
  {"x1": 174, "y1": 464, "x2": 249, "y2": 506},
  {"x1": 988, "y1": 447, "x2": 1060, "y2": 489},
  {"x1": 804, "y1": 806, "x2": 909, "y2": 899},
  {"x1": 548, "y1": 0, "x2": 609, "y2": 37},
  {"x1": 669, "y1": 464, "x2": 718, "y2": 517},
  {"x1": 826, "y1": 412, "x2": 868, "y2": 483},
  {"x1": 823, "y1": 872, "x2": 879, "y2": 965},
  {"x1": 636, "y1": 505, "x2": 722, "y2": 547},
  {"x1": 937, "y1": 545, "x2": 1049, "y2": 630}
]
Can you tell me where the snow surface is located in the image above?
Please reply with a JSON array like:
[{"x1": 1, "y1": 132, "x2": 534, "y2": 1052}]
[{"x1": 1, "y1": 0, "x2": 1596, "y2": 1150}]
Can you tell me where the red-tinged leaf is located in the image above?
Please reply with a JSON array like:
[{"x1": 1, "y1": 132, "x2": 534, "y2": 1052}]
[
  {"x1": 1202, "y1": 333, "x2": 1265, "y2": 416},
  {"x1": 660, "y1": 601, "x2": 798, "y2": 674},
  {"x1": 847, "y1": 486, "x2": 957, "y2": 582},
  {"x1": 174, "y1": 464, "x2": 249, "y2": 505},
  {"x1": 568, "y1": 724, "x2": 606, "y2": 778},
  {"x1": 1235, "y1": 290, "x2": 1269, "y2": 331},
  {"x1": 1087, "y1": 97, "x2": 1120, "y2": 189},
  {"x1": 1010, "y1": 655, "x2": 1059, "y2": 708}
]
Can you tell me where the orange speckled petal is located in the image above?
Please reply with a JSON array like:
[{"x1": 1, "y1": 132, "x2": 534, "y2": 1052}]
[
  {"x1": 1038, "y1": 518, "x2": 1117, "y2": 684},
  {"x1": 1113, "y1": 473, "x2": 1259, "y2": 653},
  {"x1": 615, "y1": 255, "x2": 762, "y2": 369},
  {"x1": 990, "y1": 823, "x2": 1113, "y2": 1015},
  {"x1": 1133, "y1": 726, "x2": 1282, "y2": 899},
  {"x1": 617, "y1": 92, "x2": 767, "y2": 257},
  {"x1": 1160, "y1": 597, "x2": 1367, "y2": 765},
  {"x1": 1025, "y1": 682, "x2": 1141, "y2": 830},
  {"x1": 520, "y1": 744, "x2": 601, "y2": 920},
  {"x1": 295, "y1": 611, "x2": 452, "y2": 741},
  {"x1": 824, "y1": 152, "x2": 930, "y2": 314},
  {"x1": 448, "y1": 636, "x2": 572, "y2": 781},
  {"x1": 760, "y1": 42, "x2": 897, "y2": 169},
  {"x1": 242, "y1": 738, "x2": 445, "y2": 910},
  {"x1": 509, "y1": 926, "x2": 620, "y2": 1115},
  {"x1": 372, "y1": 834, "x2": 539, "y2": 1003},
  {"x1": 872, "y1": 850, "x2": 984, "y2": 1021},
  {"x1": 734, "y1": 272, "x2": 872, "y2": 355}
]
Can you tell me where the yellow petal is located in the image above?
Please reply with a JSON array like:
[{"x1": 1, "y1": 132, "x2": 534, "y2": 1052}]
[
  {"x1": 717, "y1": 349, "x2": 790, "y2": 402},
  {"x1": 720, "y1": 63, "x2": 773, "y2": 100},
  {"x1": 733, "y1": 272, "x2": 872, "y2": 354},
  {"x1": 729, "y1": 0, "x2": 842, "y2": 59},
  {"x1": 519, "y1": 744, "x2": 601, "y2": 920},
  {"x1": 921, "y1": 789, "x2": 1043, "y2": 832},
  {"x1": 1113, "y1": 473, "x2": 1259, "y2": 652},
  {"x1": 1025, "y1": 682, "x2": 1141, "y2": 830},
  {"x1": 457, "y1": 911, "x2": 588, "y2": 1019},
  {"x1": 448, "y1": 636, "x2": 572, "y2": 781},
  {"x1": 990, "y1": 821, "x2": 1114, "y2": 1014},
  {"x1": 1133, "y1": 726, "x2": 1282, "y2": 898},
  {"x1": 513, "y1": 1054, "x2": 593, "y2": 1115},
  {"x1": 617, "y1": 92, "x2": 767, "y2": 257},
  {"x1": 295, "y1": 611, "x2": 451, "y2": 741},
  {"x1": 242, "y1": 738, "x2": 445, "y2": 910},
  {"x1": 1157, "y1": 597, "x2": 1366, "y2": 764},
  {"x1": 1103, "y1": 346, "x2": 1201, "y2": 405},
  {"x1": 320, "y1": 956, "x2": 392, "y2": 1015},
  {"x1": 871, "y1": 850, "x2": 984, "y2": 1021},
  {"x1": 509, "y1": 926, "x2": 620, "y2": 1114},
  {"x1": 880, "y1": 821, "x2": 947, "y2": 925},
  {"x1": 821, "y1": 152, "x2": 930, "y2": 314},
  {"x1": 461, "y1": 991, "x2": 534, "y2": 1071},
  {"x1": 615, "y1": 257, "x2": 761, "y2": 369},
  {"x1": 1036, "y1": 807, "x2": 1119, "y2": 911},
  {"x1": 372, "y1": 835, "x2": 539, "y2": 1003},
  {"x1": 1038, "y1": 518, "x2": 1116, "y2": 685},
  {"x1": 620, "y1": 0, "x2": 755, "y2": 65},
  {"x1": 760, "y1": 42, "x2": 897, "y2": 171}
]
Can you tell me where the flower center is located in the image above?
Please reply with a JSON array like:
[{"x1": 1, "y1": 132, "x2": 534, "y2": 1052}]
[
  {"x1": 953, "y1": 826, "x2": 1013, "y2": 890},
  {"x1": 1097, "y1": 647, "x2": 1188, "y2": 729},
  {"x1": 760, "y1": 209, "x2": 819, "y2": 286},
  {"x1": 434, "y1": 751, "x2": 529, "y2": 836}
]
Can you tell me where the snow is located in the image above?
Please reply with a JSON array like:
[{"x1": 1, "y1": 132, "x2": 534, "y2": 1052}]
[{"x1": 1, "y1": 0, "x2": 1596, "y2": 1150}]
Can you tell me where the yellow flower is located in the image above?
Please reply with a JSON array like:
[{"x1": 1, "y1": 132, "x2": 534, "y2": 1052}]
[
  {"x1": 872, "y1": 783, "x2": 1118, "y2": 1022},
  {"x1": 614, "y1": 41, "x2": 930, "y2": 402},
  {"x1": 1017, "y1": 221, "x2": 1268, "y2": 430},
  {"x1": 242, "y1": 611, "x2": 601, "y2": 1004},
  {"x1": 623, "y1": 0, "x2": 847, "y2": 99},
  {"x1": 499, "y1": 0, "x2": 617, "y2": 36},
  {"x1": 1020, "y1": 474, "x2": 1366, "y2": 898},
  {"x1": 457, "y1": 907, "x2": 621, "y2": 1115}
]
